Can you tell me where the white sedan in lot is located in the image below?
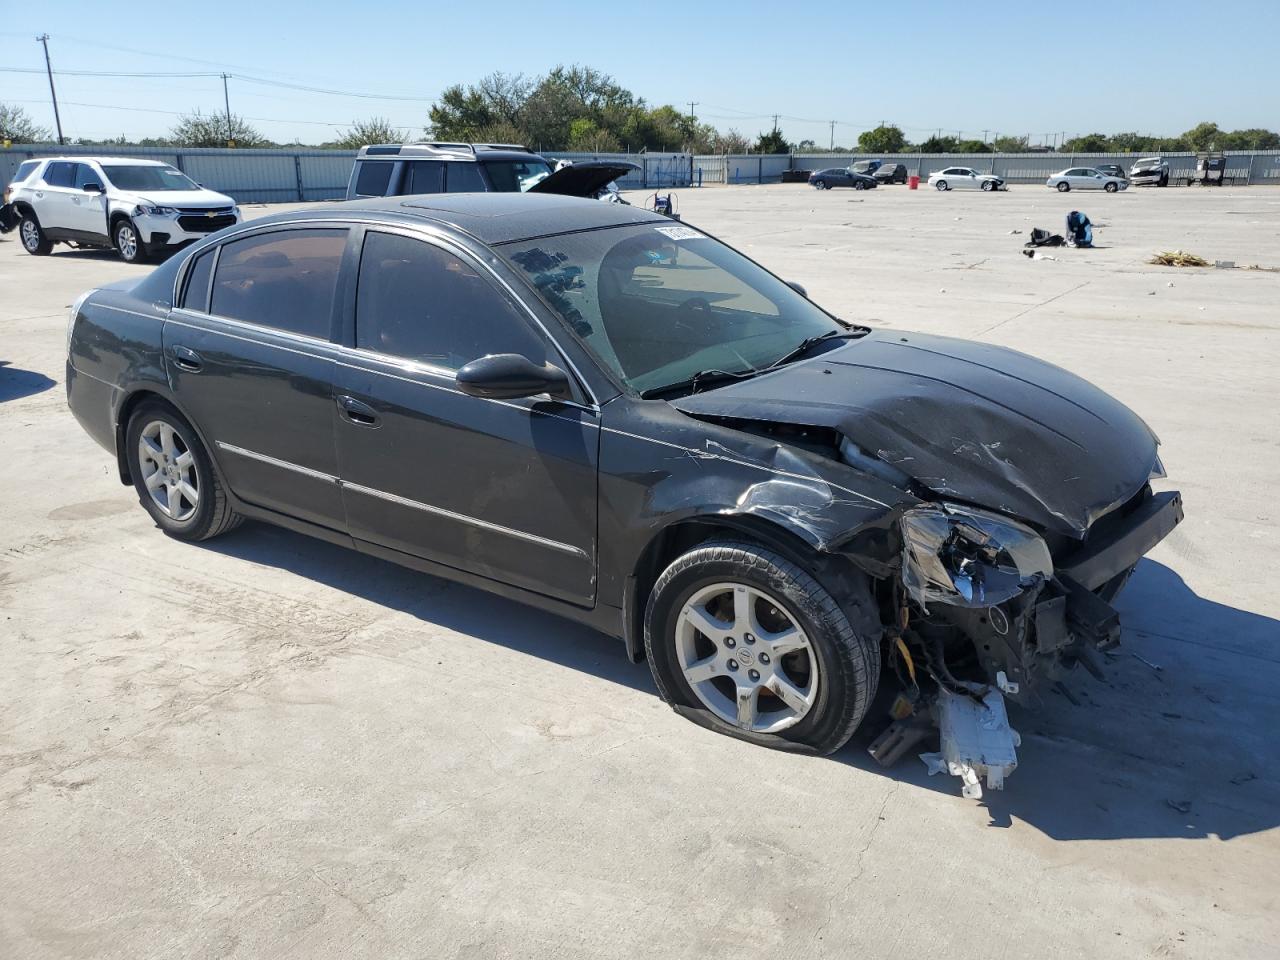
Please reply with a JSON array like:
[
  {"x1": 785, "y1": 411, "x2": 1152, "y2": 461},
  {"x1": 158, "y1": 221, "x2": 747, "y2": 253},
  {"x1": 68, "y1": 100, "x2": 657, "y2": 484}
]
[
  {"x1": 927, "y1": 167, "x2": 1007, "y2": 191},
  {"x1": 1046, "y1": 168, "x2": 1128, "y2": 193}
]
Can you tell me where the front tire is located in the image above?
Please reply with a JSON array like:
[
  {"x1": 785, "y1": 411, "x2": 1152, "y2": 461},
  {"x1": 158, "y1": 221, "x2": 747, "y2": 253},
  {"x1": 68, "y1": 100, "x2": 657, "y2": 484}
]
[
  {"x1": 644, "y1": 540, "x2": 881, "y2": 755},
  {"x1": 1057, "y1": 181, "x2": 1071, "y2": 192},
  {"x1": 126, "y1": 400, "x2": 241, "y2": 541},
  {"x1": 19, "y1": 214, "x2": 53, "y2": 255},
  {"x1": 854, "y1": 180, "x2": 866, "y2": 190},
  {"x1": 114, "y1": 218, "x2": 148, "y2": 264},
  {"x1": 1104, "y1": 182, "x2": 1118, "y2": 193},
  {"x1": 812, "y1": 179, "x2": 827, "y2": 190}
]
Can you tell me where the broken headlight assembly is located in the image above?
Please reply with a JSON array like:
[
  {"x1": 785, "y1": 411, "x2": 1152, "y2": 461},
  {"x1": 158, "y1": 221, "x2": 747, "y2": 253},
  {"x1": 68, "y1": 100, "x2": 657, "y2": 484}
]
[{"x1": 899, "y1": 504, "x2": 1053, "y2": 608}]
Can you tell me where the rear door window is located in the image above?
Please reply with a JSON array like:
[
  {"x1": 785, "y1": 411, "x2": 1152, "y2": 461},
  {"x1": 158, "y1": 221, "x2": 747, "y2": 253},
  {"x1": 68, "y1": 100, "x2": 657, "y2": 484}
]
[
  {"x1": 353, "y1": 161, "x2": 394, "y2": 197},
  {"x1": 44, "y1": 161, "x2": 74, "y2": 187},
  {"x1": 210, "y1": 228, "x2": 348, "y2": 339},
  {"x1": 445, "y1": 163, "x2": 486, "y2": 193},
  {"x1": 400, "y1": 160, "x2": 444, "y2": 195},
  {"x1": 354, "y1": 230, "x2": 545, "y2": 370},
  {"x1": 181, "y1": 249, "x2": 216, "y2": 313}
]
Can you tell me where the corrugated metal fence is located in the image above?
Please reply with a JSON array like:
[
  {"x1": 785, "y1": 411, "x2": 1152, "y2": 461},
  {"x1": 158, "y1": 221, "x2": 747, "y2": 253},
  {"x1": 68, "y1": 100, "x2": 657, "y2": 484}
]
[{"x1": 5, "y1": 145, "x2": 1280, "y2": 201}]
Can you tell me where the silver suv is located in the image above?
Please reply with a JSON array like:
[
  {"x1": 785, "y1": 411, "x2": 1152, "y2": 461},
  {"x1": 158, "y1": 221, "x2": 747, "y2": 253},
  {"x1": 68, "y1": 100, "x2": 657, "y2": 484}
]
[
  {"x1": 346, "y1": 142, "x2": 636, "y2": 201},
  {"x1": 1, "y1": 156, "x2": 241, "y2": 262}
]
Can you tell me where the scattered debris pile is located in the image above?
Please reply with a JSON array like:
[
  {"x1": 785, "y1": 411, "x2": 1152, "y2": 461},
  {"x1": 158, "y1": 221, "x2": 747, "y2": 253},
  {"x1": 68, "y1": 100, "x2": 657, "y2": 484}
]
[{"x1": 1150, "y1": 250, "x2": 1209, "y2": 267}]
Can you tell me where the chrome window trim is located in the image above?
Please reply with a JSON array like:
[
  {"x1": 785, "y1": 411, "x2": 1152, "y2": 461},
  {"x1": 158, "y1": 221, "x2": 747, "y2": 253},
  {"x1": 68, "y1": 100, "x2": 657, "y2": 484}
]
[{"x1": 214, "y1": 441, "x2": 588, "y2": 559}]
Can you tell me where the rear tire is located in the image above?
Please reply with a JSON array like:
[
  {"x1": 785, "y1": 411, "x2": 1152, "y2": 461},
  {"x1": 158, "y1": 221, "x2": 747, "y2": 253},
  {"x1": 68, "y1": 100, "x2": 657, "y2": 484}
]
[
  {"x1": 935, "y1": 180, "x2": 948, "y2": 191},
  {"x1": 126, "y1": 400, "x2": 241, "y2": 542},
  {"x1": 19, "y1": 214, "x2": 53, "y2": 255},
  {"x1": 644, "y1": 539, "x2": 881, "y2": 755},
  {"x1": 1057, "y1": 181, "x2": 1071, "y2": 192}
]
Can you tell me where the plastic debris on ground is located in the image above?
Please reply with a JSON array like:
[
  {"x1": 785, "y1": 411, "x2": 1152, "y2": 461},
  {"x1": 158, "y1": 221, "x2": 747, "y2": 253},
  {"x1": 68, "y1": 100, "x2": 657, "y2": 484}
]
[{"x1": 920, "y1": 685, "x2": 1020, "y2": 800}]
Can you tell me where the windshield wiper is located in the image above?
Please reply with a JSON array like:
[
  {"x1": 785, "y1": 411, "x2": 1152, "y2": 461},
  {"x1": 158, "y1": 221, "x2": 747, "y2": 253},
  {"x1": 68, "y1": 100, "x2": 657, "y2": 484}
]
[
  {"x1": 766, "y1": 326, "x2": 867, "y2": 370},
  {"x1": 640, "y1": 368, "x2": 759, "y2": 399}
]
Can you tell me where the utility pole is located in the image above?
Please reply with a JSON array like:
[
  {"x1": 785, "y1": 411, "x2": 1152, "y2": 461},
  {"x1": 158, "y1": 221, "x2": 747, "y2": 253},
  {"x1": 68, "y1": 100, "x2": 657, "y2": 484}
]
[
  {"x1": 36, "y1": 34, "x2": 64, "y2": 146},
  {"x1": 829, "y1": 120, "x2": 835, "y2": 151},
  {"x1": 688, "y1": 101, "x2": 698, "y2": 124},
  {"x1": 221, "y1": 74, "x2": 234, "y2": 147},
  {"x1": 982, "y1": 129, "x2": 990, "y2": 144},
  {"x1": 772, "y1": 114, "x2": 779, "y2": 133}
]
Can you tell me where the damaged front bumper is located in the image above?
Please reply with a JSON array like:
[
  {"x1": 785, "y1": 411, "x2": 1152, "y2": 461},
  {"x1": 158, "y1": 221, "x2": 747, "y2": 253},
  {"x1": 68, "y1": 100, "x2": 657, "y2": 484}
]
[{"x1": 872, "y1": 487, "x2": 1183, "y2": 797}]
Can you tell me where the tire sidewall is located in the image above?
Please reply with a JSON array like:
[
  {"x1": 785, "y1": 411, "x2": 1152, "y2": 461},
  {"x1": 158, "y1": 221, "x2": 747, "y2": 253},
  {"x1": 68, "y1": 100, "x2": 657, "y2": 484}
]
[
  {"x1": 126, "y1": 403, "x2": 218, "y2": 539},
  {"x1": 114, "y1": 218, "x2": 144, "y2": 263},
  {"x1": 645, "y1": 548, "x2": 861, "y2": 753},
  {"x1": 20, "y1": 215, "x2": 47, "y2": 254},
  {"x1": 936, "y1": 180, "x2": 947, "y2": 191},
  {"x1": 1058, "y1": 182, "x2": 1070, "y2": 192}
]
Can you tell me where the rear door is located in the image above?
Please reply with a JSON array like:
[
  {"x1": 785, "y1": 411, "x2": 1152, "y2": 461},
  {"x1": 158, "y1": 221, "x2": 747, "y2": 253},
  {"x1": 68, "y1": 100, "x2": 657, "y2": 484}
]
[
  {"x1": 36, "y1": 161, "x2": 77, "y2": 233},
  {"x1": 332, "y1": 227, "x2": 599, "y2": 605},
  {"x1": 68, "y1": 163, "x2": 109, "y2": 237},
  {"x1": 163, "y1": 225, "x2": 353, "y2": 531}
]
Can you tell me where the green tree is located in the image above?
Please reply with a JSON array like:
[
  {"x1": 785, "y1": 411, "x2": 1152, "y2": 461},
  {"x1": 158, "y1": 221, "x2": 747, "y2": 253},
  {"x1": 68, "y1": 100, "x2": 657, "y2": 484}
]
[
  {"x1": 916, "y1": 135, "x2": 959, "y2": 153},
  {"x1": 0, "y1": 103, "x2": 52, "y2": 143},
  {"x1": 328, "y1": 117, "x2": 408, "y2": 149},
  {"x1": 1218, "y1": 128, "x2": 1280, "y2": 150},
  {"x1": 1062, "y1": 133, "x2": 1110, "y2": 152},
  {"x1": 1107, "y1": 132, "x2": 1154, "y2": 154},
  {"x1": 170, "y1": 110, "x2": 271, "y2": 147},
  {"x1": 991, "y1": 135, "x2": 1029, "y2": 152},
  {"x1": 754, "y1": 128, "x2": 790, "y2": 154},
  {"x1": 954, "y1": 139, "x2": 992, "y2": 153},
  {"x1": 713, "y1": 128, "x2": 751, "y2": 153},
  {"x1": 566, "y1": 118, "x2": 621, "y2": 152},
  {"x1": 857, "y1": 124, "x2": 906, "y2": 153},
  {"x1": 1181, "y1": 121, "x2": 1221, "y2": 152}
]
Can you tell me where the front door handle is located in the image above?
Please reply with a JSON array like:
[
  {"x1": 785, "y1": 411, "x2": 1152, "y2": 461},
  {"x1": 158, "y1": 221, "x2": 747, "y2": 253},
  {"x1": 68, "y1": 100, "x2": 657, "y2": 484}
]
[
  {"x1": 172, "y1": 345, "x2": 203, "y2": 372},
  {"x1": 336, "y1": 395, "x2": 380, "y2": 427}
]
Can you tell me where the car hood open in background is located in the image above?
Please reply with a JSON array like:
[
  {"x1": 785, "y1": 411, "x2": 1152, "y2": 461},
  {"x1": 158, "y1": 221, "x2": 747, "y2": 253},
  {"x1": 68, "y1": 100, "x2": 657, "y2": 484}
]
[
  {"x1": 672, "y1": 330, "x2": 1160, "y2": 538},
  {"x1": 529, "y1": 161, "x2": 639, "y2": 197}
]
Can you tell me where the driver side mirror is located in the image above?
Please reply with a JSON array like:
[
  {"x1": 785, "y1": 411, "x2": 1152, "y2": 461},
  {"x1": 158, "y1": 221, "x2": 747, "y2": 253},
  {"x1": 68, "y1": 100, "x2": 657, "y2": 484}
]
[
  {"x1": 456, "y1": 353, "x2": 572, "y2": 401},
  {"x1": 82, "y1": 182, "x2": 103, "y2": 193}
]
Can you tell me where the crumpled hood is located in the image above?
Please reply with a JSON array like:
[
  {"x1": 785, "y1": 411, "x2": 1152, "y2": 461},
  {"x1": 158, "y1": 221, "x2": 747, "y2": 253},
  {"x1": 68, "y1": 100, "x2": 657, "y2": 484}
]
[{"x1": 672, "y1": 330, "x2": 1160, "y2": 538}]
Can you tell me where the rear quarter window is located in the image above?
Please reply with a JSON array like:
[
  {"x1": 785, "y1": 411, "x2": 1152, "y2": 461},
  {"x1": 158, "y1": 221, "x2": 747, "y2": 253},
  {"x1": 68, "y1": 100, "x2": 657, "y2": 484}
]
[
  {"x1": 353, "y1": 161, "x2": 394, "y2": 197},
  {"x1": 210, "y1": 228, "x2": 348, "y2": 339},
  {"x1": 12, "y1": 160, "x2": 40, "y2": 183},
  {"x1": 180, "y1": 249, "x2": 215, "y2": 313}
]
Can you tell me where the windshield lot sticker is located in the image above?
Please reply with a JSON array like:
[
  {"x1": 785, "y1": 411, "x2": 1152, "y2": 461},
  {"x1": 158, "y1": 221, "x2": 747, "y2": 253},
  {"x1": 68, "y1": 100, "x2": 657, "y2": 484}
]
[{"x1": 654, "y1": 225, "x2": 702, "y2": 241}]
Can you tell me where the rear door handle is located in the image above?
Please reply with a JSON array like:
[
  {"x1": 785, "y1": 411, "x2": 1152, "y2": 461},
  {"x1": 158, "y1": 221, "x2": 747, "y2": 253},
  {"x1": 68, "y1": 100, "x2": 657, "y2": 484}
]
[
  {"x1": 172, "y1": 345, "x2": 203, "y2": 372},
  {"x1": 336, "y1": 395, "x2": 380, "y2": 427}
]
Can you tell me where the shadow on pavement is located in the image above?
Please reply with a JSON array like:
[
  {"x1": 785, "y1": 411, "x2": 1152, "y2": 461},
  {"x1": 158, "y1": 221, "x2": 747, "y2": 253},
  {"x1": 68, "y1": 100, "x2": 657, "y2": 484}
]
[
  {"x1": 201, "y1": 524, "x2": 1280, "y2": 841},
  {"x1": 0, "y1": 361, "x2": 55, "y2": 403}
]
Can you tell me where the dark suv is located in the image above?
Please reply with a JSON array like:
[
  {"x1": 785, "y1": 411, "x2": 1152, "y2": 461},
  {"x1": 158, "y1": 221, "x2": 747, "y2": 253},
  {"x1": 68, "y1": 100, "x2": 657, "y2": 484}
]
[
  {"x1": 872, "y1": 163, "x2": 909, "y2": 184},
  {"x1": 346, "y1": 142, "x2": 635, "y2": 200}
]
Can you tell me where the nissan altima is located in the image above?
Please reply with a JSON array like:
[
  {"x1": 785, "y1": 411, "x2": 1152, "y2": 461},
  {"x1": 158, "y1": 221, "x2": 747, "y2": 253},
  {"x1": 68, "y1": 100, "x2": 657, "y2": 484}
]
[{"x1": 65, "y1": 193, "x2": 1181, "y2": 795}]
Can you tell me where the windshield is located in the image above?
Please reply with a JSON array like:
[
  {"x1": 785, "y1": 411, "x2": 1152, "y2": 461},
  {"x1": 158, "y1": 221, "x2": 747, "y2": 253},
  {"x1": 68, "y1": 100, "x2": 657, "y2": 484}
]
[
  {"x1": 1133, "y1": 160, "x2": 1160, "y2": 170},
  {"x1": 100, "y1": 164, "x2": 200, "y2": 192},
  {"x1": 482, "y1": 159, "x2": 553, "y2": 192},
  {"x1": 500, "y1": 223, "x2": 844, "y2": 395}
]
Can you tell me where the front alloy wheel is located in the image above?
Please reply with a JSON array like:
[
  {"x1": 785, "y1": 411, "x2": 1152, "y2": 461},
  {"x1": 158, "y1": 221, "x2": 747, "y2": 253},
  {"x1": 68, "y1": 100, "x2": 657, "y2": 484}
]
[
  {"x1": 645, "y1": 539, "x2": 881, "y2": 755},
  {"x1": 114, "y1": 219, "x2": 147, "y2": 263}
]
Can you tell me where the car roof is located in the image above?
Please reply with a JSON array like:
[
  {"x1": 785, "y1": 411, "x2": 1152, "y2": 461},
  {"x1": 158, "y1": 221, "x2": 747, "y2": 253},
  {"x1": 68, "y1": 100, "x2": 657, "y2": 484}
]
[
  {"x1": 253, "y1": 192, "x2": 669, "y2": 246},
  {"x1": 35, "y1": 156, "x2": 170, "y2": 166},
  {"x1": 355, "y1": 142, "x2": 544, "y2": 163}
]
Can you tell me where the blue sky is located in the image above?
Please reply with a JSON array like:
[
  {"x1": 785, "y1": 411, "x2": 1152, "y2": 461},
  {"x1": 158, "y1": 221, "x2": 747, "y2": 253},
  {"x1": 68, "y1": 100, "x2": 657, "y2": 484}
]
[{"x1": 3, "y1": 1, "x2": 1277, "y2": 147}]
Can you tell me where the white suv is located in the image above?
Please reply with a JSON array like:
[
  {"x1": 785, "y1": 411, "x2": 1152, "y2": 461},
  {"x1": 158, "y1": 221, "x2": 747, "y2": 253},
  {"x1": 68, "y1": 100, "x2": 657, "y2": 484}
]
[{"x1": 2, "y1": 157, "x2": 240, "y2": 263}]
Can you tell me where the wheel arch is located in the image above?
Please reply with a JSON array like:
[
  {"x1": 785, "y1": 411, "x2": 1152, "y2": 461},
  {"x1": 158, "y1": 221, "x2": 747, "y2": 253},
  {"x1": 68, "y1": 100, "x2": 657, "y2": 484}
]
[
  {"x1": 621, "y1": 512, "x2": 857, "y2": 664},
  {"x1": 113, "y1": 386, "x2": 218, "y2": 486}
]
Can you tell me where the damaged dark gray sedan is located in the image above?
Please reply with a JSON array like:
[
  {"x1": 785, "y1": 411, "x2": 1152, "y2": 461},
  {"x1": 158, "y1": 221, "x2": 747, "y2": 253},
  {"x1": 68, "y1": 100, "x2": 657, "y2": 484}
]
[{"x1": 65, "y1": 193, "x2": 1182, "y2": 795}]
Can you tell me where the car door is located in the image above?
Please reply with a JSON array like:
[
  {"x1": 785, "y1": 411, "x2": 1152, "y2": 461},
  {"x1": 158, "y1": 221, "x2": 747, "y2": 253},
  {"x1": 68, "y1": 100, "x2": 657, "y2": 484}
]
[
  {"x1": 69, "y1": 163, "x2": 109, "y2": 237},
  {"x1": 35, "y1": 160, "x2": 77, "y2": 234},
  {"x1": 958, "y1": 168, "x2": 978, "y2": 189},
  {"x1": 332, "y1": 227, "x2": 599, "y2": 606},
  {"x1": 163, "y1": 225, "x2": 353, "y2": 531}
]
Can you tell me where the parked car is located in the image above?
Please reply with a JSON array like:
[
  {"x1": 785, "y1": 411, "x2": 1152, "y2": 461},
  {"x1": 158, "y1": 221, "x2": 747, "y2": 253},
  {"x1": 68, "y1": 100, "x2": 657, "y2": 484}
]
[
  {"x1": 1129, "y1": 157, "x2": 1170, "y2": 187},
  {"x1": 928, "y1": 167, "x2": 1007, "y2": 191},
  {"x1": 1046, "y1": 168, "x2": 1129, "y2": 193},
  {"x1": 1094, "y1": 164, "x2": 1128, "y2": 181},
  {"x1": 2, "y1": 157, "x2": 240, "y2": 263},
  {"x1": 0, "y1": 159, "x2": 44, "y2": 234},
  {"x1": 850, "y1": 159, "x2": 883, "y2": 175},
  {"x1": 346, "y1": 142, "x2": 636, "y2": 200},
  {"x1": 872, "y1": 162, "x2": 909, "y2": 184},
  {"x1": 64, "y1": 192, "x2": 1181, "y2": 793},
  {"x1": 808, "y1": 167, "x2": 878, "y2": 190}
]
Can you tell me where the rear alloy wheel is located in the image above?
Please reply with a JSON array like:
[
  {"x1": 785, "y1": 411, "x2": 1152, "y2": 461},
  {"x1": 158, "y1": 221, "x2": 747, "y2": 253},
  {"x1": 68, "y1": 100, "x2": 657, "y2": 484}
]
[
  {"x1": 935, "y1": 180, "x2": 948, "y2": 191},
  {"x1": 1104, "y1": 181, "x2": 1118, "y2": 193},
  {"x1": 126, "y1": 401, "x2": 240, "y2": 541},
  {"x1": 19, "y1": 215, "x2": 53, "y2": 255},
  {"x1": 1057, "y1": 181, "x2": 1071, "y2": 192},
  {"x1": 645, "y1": 539, "x2": 881, "y2": 755},
  {"x1": 114, "y1": 219, "x2": 148, "y2": 264}
]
